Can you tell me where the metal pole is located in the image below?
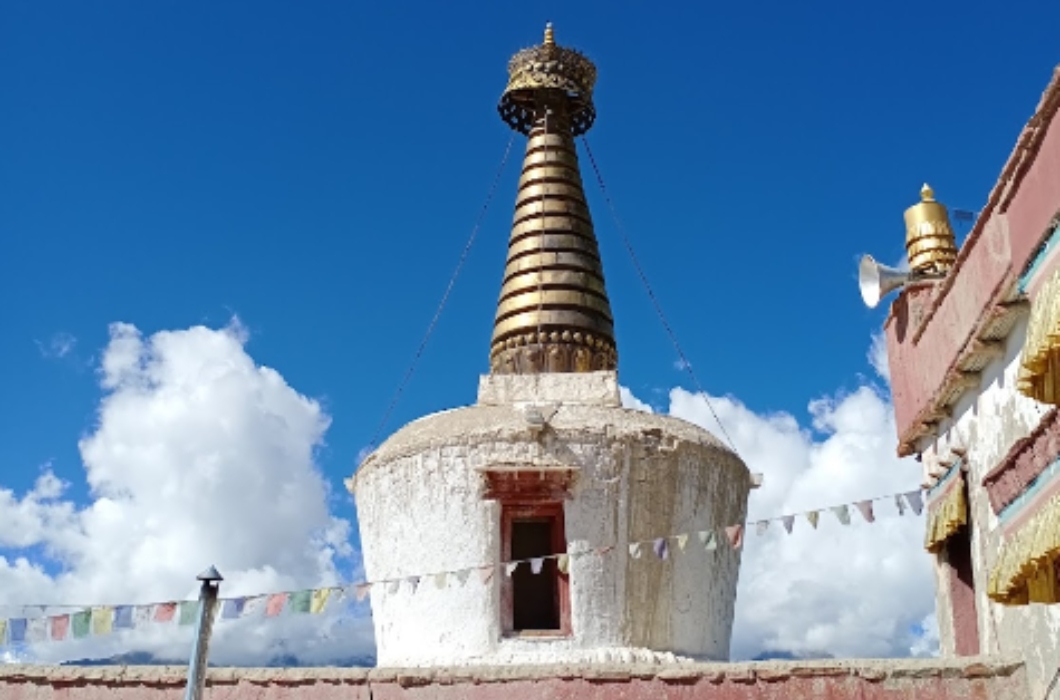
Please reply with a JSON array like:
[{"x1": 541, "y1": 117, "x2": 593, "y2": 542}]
[{"x1": 184, "y1": 566, "x2": 223, "y2": 700}]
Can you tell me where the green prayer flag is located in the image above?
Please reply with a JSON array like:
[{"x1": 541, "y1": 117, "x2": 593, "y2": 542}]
[
  {"x1": 179, "y1": 601, "x2": 200, "y2": 626},
  {"x1": 72, "y1": 610, "x2": 91, "y2": 639},
  {"x1": 289, "y1": 589, "x2": 312, "y2": 614}
]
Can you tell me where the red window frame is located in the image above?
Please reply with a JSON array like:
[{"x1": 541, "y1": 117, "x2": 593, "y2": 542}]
[{"x1": 499, "y1": 502, "x2": 571, "y2": 637}]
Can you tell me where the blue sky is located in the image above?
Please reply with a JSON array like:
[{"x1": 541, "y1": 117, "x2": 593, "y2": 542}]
[
  {"x1": 0, "y1": 0, "x2": 1058, "y2": 662},
  {"x1": 3, "y1": 0, "x2": 1057, "y2": 497}
]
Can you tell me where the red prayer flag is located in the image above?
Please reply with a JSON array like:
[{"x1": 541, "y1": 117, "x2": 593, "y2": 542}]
[
  {"x1": 50, "y1": 615, "x2": 70, "y2": 641},
  {"x1": 153, "y1": 603, "x2": 177, "y2": 623},
  {"x1": 724, "y1": 524, "x2": 744, "y2": 550},
  {"x1": 266, "y1": 593, "x2": 288, "y2": 617}
]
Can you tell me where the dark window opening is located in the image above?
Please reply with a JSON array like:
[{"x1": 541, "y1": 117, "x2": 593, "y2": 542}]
[{"x1": 511, "y1": 519, "x2": 560, "y2": 631}]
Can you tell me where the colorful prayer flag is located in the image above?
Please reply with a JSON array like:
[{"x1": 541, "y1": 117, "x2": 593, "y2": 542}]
[
  {"x1": 652, "y1": 538, "x2": 669, "y2": 560},
  {"x1": 478, "y1": 565, "x2": 495, "y2": 584},
  {"x1": 904, "y1": 490, "x2": 924, "y2": 516},
  {"x1": 0, "y1": 620, "x2": 6, "y2": 644},
  {"x1": 221, "y1": 598, "x2": 246, "y2": 619},
  {"x1": 133, "y1": 605, "x2": 152, "y2": 628},
  {"x1": 832, "y1": 505, "x2": 851, "y2": 525},
  {"x1": 505, "y1": 562, "x2": 519, "y2": 576},
  {"x1": 27, "y1": 617, "x2": 48, "y2": 643},
  {"x1": 114, "y1": 605, "x2": 134, "y2": 629},
  {"x1": 676, "y1": 533, "x2": 689, "y2": 550},
  {"x1": 179, "y1": 601, "x2": 200, "y2": 626},
  {"x1": 405, "y1": 577, "x2": 420, "y2": 594},
  {"x1": 355, "y1": 583, "x2": 372, "y2": 602},
  {"x1": 895, "y1": 494, "x2": 907, "y2": 516},
  {"x1": 310, "y1": 589, "x2": 331, "y2": 613},
  {"x1": 724, "y1": 524, "x2": 744, "y2": 550},
  {"x1": 557, "y1": 554, "x2": 570, "y2": 574},
  {"x1": 781, "y1": 515, "x2": 795, "y2": 533},
  {"x1": 91, "y1": 607, "x2": 113, "y2": 636},
  {"x1": 72, "y1": 610, "x2": 91, "y2": 638},
  {"x1": 50, "y1": 614, "x2": 69, "y2": 641},
  {"x1": 756, "y1": 521, "x2": 769, "y2": 536},
  {"x1": 530, "y1": 558, "x2": 544, "y2": 574},
  {"x1": 629, "y1": 542, "x2": 642, "y2": 559},
  {"x1": 265, "y1": 594, "x2": 287, "y2": 617},
  {"x1": 433, "y1": 573, "x2": 447, "y2": 590},
  {"x1": 454, "y1": 569, "x2": 471, "y2": 586},
  {"x1": 242, "y1": 596, "x2": 267, "y2": 617},
  {"x1": 8, "y1": 618, "x2": 26, "y2": 643},
  {"x1": 154, "y1": 603, "x2": 177, "y2": 623},
  {"x1": 289, "y1": 590, "x2": 312, "y2": 614},
  {"x1": 855, "y1": 500, "x2": 875, "y2": 523},
  {"x1": 806, "y1": 511, "x2": 820, "y2": 529},
  {"x1": 698, "y1": 530, "x2": 718, "y2": 551}
]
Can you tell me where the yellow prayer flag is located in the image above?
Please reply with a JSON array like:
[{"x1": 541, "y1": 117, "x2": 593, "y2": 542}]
[
  {"x1": 91, "y1": 606, "x2": 114, "y2": 636},
  {"x1": 557, "y1": 554, "x2": 570, "y2": 574},
  {"x1": 0, "y1": 619, "x2": 6, "y2": 643},
  {"x1": 310, "y1": 588, "x2": 331, "y2": 614}
]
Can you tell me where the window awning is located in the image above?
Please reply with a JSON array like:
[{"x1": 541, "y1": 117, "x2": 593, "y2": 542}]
[
  {"x1": 987, "y1": 491, "x2": 1060, "y2": 605},
  {"x1": 924, "y1": 469, "x2": 967, "y2": 553},
  {"x1": 1018, "y1": 267, "x2": 1060, "y2": 404},
  {"x1": 478, "y1": 464, "x2": 579, "y2": 502}
]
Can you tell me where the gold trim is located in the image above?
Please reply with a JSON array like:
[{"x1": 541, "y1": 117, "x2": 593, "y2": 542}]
[
  {"x1": 987, "y1": 491, "x2": 1060, "y2": 605},
  {"x1": 924, "y1": 473, "x2": 967, "y2": 553},
  {"x1": 1018, "y1": 267, "x2": 1060, "y2": 404}
]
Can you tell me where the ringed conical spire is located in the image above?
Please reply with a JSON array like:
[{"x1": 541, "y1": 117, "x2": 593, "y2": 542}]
[{"x1": 490, "y1": 25, "x2": 617, "y2": 375}]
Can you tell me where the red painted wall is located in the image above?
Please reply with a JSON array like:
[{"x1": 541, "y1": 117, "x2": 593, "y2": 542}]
[
  {"x1": 0, "y1": 659, "x2": 1030, "y2": 700},
  {"x1": 885, "y1": 70, "x2": 1060, "y2": 453}
]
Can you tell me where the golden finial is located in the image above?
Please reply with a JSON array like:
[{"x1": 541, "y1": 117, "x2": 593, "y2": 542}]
[
  {"x1": 544, "y1": 22, "x2": 554, "y2": 45},
  {"x1": 904, "y1": 184, "x2": 958, "y2": 275}
]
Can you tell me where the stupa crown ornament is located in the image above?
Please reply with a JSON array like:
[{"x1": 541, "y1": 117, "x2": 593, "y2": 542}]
[
  {"x1": 498, "y1": 23, "x2": 598, "y2": 136},
  {"x1": 490, "y1": 24, "x2": 617, "y2": 375},
  {"x1": 903, "y1": 183, "x2": 959, "y2": 274}
]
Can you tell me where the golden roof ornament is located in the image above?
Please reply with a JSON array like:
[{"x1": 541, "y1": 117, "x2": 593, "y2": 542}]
[
  {"x1": 489, "y1": 25, "x2": 617, "y2": 375},
  {"x1": 903, "y1": 183, "x2": 959, "y2": 274}
]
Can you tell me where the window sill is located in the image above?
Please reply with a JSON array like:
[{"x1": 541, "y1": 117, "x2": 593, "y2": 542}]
[{"x1": 503, "y1": 630, "x2": 571, "y2": 641}]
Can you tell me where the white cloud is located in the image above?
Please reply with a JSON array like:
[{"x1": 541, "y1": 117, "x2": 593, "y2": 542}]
[
  {"x1": 650, "y1": 370, "x2": 937, "y2": 659},
  {"x1": 0, "y1": 319, "x2": 372, "y2": 665},
  {"x1": 620, "y1": 386, "x2": 654, "y2": 413},
  {"x1": 2, "y1": 319, "x2": 936, "y2": 664},
  {"x1": 35, "y1": 332, "x2": 77, "y2": 360},
  {"x1": 868, "y1": 332, "x2": 891, "y2": 384}
]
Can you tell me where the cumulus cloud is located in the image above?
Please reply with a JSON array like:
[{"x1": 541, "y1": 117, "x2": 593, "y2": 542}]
[
  {"x1": 1, "y1": 320, "x2": 371, "y2": 665},
  {"x1": 631, "y1": 342, "x2": 938, "y2": 660},
  {"x1": 1, "y1": 319, "x2": 936, "y2": 665}
]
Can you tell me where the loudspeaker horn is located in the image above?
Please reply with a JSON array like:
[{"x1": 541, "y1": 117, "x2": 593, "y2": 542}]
[{"x1": 858, "y1": 255, "x2": 911, "y2": 309}]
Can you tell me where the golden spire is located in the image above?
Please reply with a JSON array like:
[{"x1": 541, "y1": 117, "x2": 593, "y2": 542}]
[
  {"x1": 903, "y1": 182, "x2": 958, "y2": 275},
  {"x1": 490, "y1": 27, "x2": 616, "y2": 375}
]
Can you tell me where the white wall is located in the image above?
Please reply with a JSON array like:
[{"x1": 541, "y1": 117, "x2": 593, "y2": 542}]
[
  {"x1": 919, "y1": 314, "x2": 1060, "y2": 699},
  {"x1": 353, "y1": 395, "x2": 750, "y2": 667}
]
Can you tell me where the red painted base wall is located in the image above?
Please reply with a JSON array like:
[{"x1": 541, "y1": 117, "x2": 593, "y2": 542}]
[{"x1": 0, "y1": 657, "x2": 1030, "y2": 700}]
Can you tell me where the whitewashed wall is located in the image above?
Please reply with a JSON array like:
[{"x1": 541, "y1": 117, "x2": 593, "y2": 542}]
[
  {"x1": 920, "y1": 314, "x2": 1060, "y2": 699},
  {"x1": 352, "y1": 375, "x2": 750, "y2": 667}
]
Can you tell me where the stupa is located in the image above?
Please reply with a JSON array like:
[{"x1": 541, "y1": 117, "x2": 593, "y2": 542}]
[{"x1": 348, "y1": 25, "x2": 753, "y2": 667}]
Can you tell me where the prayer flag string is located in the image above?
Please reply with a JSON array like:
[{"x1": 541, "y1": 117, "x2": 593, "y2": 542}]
[{"x1": 0, "y1": 486, "x2": 925, "y2": 647}]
